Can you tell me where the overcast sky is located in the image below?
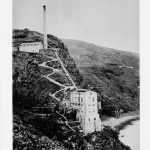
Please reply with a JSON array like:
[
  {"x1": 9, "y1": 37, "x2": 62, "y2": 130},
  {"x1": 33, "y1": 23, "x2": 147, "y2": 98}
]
[{"x1": 13, "y1": 0, "x2": 139, "y2": 53}]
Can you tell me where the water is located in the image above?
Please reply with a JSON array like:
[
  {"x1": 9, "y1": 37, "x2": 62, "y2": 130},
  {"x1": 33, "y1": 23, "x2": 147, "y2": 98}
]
[{"x1": 119, "y1": 121, "x2": 140, "y2": 150}]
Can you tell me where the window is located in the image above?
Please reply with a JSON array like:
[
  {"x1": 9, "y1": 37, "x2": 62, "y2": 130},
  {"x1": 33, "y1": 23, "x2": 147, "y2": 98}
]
[
  {"x1": 89, "y1": 118, "x2": 90, "y2": 122},
  {"x1": 78, "y1": 97, "x2": 80, "y2": 103},
  {"x1": 75, "y1": 97, "x2": 77, "y2": 102},
  {"x1": 94, "y1": 118, "x2": 96, "y2": 120},
  {"x1": 93, "y1": 97, "x2": 94, "y2": 102},
  {"x1": 81, "y1": 97, "x2": 83, "y2": 102}
]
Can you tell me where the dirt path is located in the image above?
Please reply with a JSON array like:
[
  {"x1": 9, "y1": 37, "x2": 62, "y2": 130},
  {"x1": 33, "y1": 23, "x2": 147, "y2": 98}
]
[{"x1": 38, "y1": 51, "x2": 77, "y2": 103}]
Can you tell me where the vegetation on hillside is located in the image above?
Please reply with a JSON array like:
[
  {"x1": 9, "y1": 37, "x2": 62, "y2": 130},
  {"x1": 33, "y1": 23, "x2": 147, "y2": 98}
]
[
  {"x1": 80, "y1": 63, "x2": 139, "y2": 114},
  {"x1": 85, "y1": 126, "x2": 131, "y2": 150},
  {"x1": 13, "y1": 29, "x2": 82, "y2": 109},
  {"x1": 63, "y1": 39, "x2": 139, "y2": 114},
  {"x1": 12, "y1": 29, "x2": 139, "y2": 149},
  {"x1": 13, "y1": 114, "x2": 67, "y2": 150},
  {"x1": 14, "y1": 112, "x2": 131, "y2": 150},
  {"x1": 63, "y1": 39, "x2": 139, "y2": 69}
]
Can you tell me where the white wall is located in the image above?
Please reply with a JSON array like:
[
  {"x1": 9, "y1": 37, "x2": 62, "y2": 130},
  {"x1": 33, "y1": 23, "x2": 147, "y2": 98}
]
[
  {"x1": 19, "y1": 43, "x2": 43, "y2": 53},
  {"x1": 70, "y1": 90, "x2": 102, "y2": 134}
]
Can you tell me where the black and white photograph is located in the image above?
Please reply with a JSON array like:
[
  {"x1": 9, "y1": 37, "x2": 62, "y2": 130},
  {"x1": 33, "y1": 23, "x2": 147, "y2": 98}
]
[{"x1": 11, "y1": 0, "x2": 139, "y2": 149}]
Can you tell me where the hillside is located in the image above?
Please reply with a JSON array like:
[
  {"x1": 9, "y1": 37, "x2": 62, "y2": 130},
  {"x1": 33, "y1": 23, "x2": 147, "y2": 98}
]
[
  {"x1": 62, "y1": 39, "x2": 139, "y2": 69},
  {"x1": 63, "y1": 39, "x2": 139, "y2": 114},
  {"x1": 13, "y1": 29, "x2": 140, "y2": 113},
  {"x1": 13, "y1": 29, "x2": 137, "y2": 149},
  {"x1": 13, "y1": 29, "x2": 83, "y2": 108},
  {"x1": 13, "y1": 29, "x2": 84, "y2": 149}
]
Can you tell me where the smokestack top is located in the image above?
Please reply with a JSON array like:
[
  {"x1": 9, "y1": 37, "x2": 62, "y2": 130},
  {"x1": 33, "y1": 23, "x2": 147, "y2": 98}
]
[{"x1": 43, "y1": 3, "x2": 47, "y2": 49}]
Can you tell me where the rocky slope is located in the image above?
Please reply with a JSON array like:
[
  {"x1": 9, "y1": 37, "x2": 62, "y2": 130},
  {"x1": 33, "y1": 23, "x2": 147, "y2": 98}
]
[
  {"x1": 13, "y1": 29, "x2": 138, "y2": 149},
  {"x1": 63, "y1": 39, "x2": 139, "y2": 114},
  {"x1": 13, "y1": 114, "x2": 67, "y2": 150},
  {"x1": 62, "y1": 39, "x2": 139, "y2": 69},
  {"x1": 13, "y1": 112, "x2": 131, "y2": 150},
  {"x1": 13, "y1": 29, "x2": 84, "y2": 149},
  {"x1": 13, "y1": 29, "x2": 139, "y2": 113},
  {"x1": 13, "y1": 29, "x2": 82, "y2": 109}
]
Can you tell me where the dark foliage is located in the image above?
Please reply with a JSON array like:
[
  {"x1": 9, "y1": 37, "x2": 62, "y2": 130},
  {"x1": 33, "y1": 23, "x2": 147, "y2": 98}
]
[
  {"x1": 85, "y1": 126, "x2": 131, "y2": 150},
  {"x1": 13, "y1": 115, "x2": 66, "y2": 150},
  {"x1": 80, "y1": 63, "x2": 139, "y2": 114}
]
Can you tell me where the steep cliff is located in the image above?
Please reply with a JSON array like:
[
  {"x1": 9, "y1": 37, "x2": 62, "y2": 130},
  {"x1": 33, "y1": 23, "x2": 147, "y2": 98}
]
[{"x1": 13, "y1": 29, "x2": 82, "y2": 109}]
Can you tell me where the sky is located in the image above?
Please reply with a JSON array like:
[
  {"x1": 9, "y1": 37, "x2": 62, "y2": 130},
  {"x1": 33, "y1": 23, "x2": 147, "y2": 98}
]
[{"x1": 13, "y1": 0, "x2": 139, "y2": 53}]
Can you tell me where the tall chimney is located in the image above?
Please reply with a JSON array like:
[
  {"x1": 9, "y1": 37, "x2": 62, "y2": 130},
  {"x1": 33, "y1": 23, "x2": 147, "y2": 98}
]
[{"x1": 43, "y1": 5, "x2": 47, "y2": 49}]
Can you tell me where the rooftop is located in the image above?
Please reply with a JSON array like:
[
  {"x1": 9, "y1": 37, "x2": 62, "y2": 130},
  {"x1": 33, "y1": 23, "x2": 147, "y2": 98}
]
[
  {"x1": 20, "y1": 42, "x2": 42, "y2": 46},
  {"x1": 71, "y1": 89, "x2": 97, "y2": 94},
  {"x1": 75, "y1": 89, "x2": 88, "y2": 92}
]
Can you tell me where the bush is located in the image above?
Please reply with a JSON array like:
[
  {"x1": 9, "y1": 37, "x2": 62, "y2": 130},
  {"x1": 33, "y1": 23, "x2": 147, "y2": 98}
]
[{"x1": 85, "y1": 126, "x2": 131, "y2": 150}]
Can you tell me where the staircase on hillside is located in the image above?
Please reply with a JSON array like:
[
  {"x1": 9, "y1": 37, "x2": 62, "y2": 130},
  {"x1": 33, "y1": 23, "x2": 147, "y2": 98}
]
[{"x1": 33, "y1": 47, "x2": 80, "y2": 132}]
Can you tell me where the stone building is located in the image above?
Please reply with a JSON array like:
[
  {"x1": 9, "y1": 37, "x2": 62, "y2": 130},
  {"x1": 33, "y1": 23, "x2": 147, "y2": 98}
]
[
  {"x1": 19, "y1": 42, "x2": 43, "y2": 53},
  {"x1": 70, "y1": 89, "x2": 102, "y2": 134}
]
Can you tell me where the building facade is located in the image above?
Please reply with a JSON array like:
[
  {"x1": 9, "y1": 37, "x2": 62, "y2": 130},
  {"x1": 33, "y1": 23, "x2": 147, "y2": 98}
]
[
  {"x1": 70, "y1": 89, "x2": 102, "y2": 134},
  {"x1": 19, "y1": 42, "x2": 43, "y2": 53}
]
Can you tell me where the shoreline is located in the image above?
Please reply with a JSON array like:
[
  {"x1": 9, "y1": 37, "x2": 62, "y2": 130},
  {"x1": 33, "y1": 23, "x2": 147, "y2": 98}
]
[
  {"x1": 114, "y1": 116, "x2": 140, "y2": 131},
  {"x1": 119, "y1": 120, "x2": 140, "y2": 150},
  {"x1": 102, "y1": 111, "x2": 139, "y2": 129},
  {"x1": 102, "y1": 111, "x2": 140, "y2": 150}
]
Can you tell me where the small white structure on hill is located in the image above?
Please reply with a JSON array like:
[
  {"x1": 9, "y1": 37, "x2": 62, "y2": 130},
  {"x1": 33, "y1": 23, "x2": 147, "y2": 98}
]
[
  {"x1": 70, "y1": 89, "x2": 102, "y2": 134},
  {"x1": 19, "y1": 42, "x2": 43, "y2": 53}
]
